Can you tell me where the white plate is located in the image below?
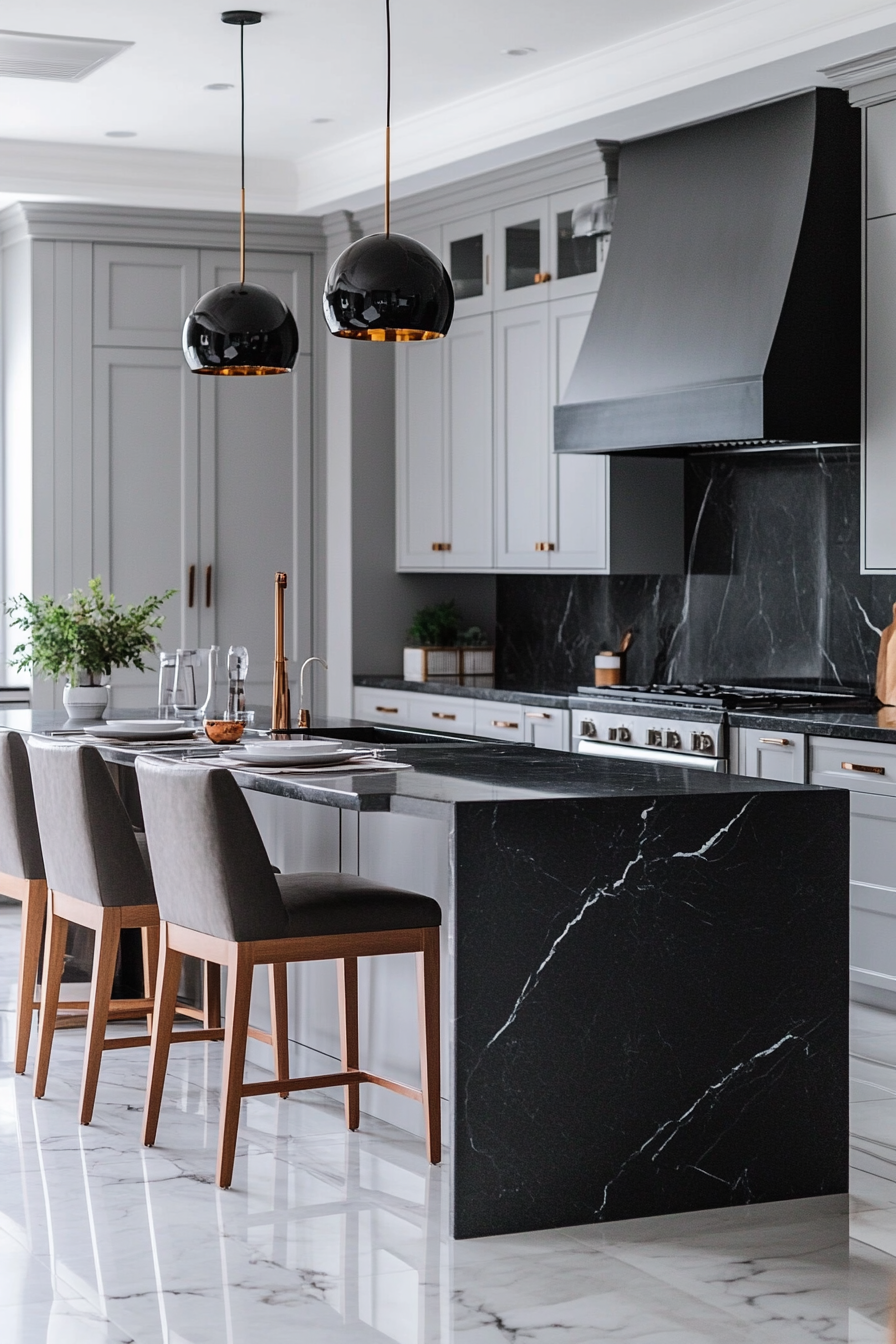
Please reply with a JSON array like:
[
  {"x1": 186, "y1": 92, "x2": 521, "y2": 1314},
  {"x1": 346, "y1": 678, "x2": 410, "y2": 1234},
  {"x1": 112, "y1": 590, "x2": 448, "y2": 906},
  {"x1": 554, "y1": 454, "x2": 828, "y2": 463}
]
[
  {"x1": 104, "y1": 719, "x2": 186, "y2": 733},
  {"x1": 243, "y1": 738, "x2": 336, "y2": 758},
  {"x1": 223, "y1": 746, "x2": 364, "y2": 768},
  {"x1": 90, "y1": 723, "x2": 196, "y2": 741}
]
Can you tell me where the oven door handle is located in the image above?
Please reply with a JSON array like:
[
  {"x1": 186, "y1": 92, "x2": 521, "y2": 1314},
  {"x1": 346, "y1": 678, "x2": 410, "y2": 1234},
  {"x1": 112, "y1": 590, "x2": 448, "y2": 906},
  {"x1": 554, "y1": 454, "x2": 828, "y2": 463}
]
[{"x1": 577, "y1": 739, "x2": 726, "y2": 772}]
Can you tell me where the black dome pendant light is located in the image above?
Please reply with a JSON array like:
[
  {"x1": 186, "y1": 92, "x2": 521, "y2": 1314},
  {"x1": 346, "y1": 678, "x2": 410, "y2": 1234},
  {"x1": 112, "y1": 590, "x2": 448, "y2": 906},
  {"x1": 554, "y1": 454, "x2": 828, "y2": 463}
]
[
  {"x1": 322, "y1": 0, "x2": 454, "y2": 342},
  {"x1": 183, "y1": 10, "x2": 298, "y2": 374}
]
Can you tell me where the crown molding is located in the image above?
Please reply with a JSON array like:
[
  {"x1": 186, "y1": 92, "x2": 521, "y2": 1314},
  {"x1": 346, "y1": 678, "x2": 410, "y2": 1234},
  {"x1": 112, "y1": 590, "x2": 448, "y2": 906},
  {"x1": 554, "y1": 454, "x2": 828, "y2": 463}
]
[
  {"x1": 293, "y1": 0, "x2": 896, "y2": 211},
  {"x1": 0, "y1": 202, "x2": 325, "y2": 253}
]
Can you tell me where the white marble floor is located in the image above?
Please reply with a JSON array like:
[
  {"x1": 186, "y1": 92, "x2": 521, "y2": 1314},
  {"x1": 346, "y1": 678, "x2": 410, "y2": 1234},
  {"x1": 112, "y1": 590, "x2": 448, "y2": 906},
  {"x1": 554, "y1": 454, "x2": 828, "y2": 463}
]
[{"x1": 0, "y1": 904, "x2": 893, "y2": 1344}]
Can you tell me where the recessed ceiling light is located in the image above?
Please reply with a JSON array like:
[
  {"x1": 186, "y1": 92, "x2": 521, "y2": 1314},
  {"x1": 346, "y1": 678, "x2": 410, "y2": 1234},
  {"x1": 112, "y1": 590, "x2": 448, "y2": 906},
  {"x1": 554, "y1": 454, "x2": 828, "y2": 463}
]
[
  {"x1": 311, "y1": 117, "x2": 333, "y2": 124},
  {"x1": 503, "y1": 47, "x2": 536, "y2": 56},
  {"x1": 204, "y1": 82, "x2": 233, "y2": 90},
  {"x1": 105, "y1": 130, "x2": 136, "y2": 138}
]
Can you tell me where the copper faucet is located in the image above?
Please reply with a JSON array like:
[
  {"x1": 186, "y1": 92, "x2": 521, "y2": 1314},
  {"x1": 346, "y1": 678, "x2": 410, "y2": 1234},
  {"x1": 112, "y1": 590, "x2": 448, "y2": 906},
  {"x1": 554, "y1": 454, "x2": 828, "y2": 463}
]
[{"x1": 271, "y1": 571, "x2": 290, "y2": 734}]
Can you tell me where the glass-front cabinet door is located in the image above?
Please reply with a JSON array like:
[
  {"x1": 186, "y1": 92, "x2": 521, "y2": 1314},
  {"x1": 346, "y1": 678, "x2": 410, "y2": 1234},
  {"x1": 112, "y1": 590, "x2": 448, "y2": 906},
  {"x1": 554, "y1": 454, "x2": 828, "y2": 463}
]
[
  {"x1": 442, "y1": 213, "x2": 492, "y2": 316},
  {"x1": 494, "y1": 200, "x2": 551, "y2": 309},
  {"x1": 549, "y1": 185, "x2": 614, "y2": 301}
]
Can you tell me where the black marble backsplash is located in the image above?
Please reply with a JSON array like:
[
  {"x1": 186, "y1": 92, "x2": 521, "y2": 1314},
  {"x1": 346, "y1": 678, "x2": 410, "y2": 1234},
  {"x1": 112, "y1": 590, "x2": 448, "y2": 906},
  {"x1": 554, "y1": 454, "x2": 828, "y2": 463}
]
[{"x1": 497, "y1": 447, "x2": 894, "y2": 691}]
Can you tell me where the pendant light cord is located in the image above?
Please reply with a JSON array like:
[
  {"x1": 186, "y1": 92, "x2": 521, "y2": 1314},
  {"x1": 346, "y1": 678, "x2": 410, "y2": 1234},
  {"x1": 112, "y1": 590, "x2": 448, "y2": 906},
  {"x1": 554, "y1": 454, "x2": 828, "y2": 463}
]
[
  {"x1": 239, "y1": 19, "x2": 246, "y2": 284},
  {"x1": 384, "y1": 0, "x2": 391, "y2": 237}
]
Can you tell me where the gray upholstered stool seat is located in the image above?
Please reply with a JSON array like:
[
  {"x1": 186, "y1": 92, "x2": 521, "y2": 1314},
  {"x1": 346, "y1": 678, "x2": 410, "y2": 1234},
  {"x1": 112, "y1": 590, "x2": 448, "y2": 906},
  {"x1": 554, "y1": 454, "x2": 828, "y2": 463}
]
[
  {"x1": 136, "y1": 755, "x2": 442, "y2": 1189},
  {"x1": 275, "y1": 872, "x2": 440, "y2": 938}
]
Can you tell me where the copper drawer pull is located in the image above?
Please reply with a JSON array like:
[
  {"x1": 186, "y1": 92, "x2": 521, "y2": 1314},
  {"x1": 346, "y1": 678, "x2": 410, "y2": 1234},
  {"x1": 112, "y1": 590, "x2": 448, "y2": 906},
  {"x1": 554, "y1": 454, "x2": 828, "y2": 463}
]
[
  {"x1": 205, "y1": 564, "x2": 213, "y2": 608},
  {"x1": 760, "y1": 737, "x2": 790, "y2": 746},
  {"x1": 375, "y1": 705, "x2": 400, "y2": 714},
  {"x1": 842, "y1": 761, "x2": 885, "y2": 775},
  {"x1": 492, "y1": 720, "x2": 518, "y2": 729},
  {"x1": 432, "y1": 712, "x2": 456, "y2": 720},
  {"x1": 187, "y1": 564, "x2": 196, "y2": 608},
  {"x1": 533, "y1": 272, "x2": 551, "y2": 284},
  {"x1": 525, "y1": 711, "x2": 550, "y2": 719},
  {"x1": 534, "y1": 541, "x2": 555, "y2": 551},
  {"x1": 432, "y1": 542, "x2": 452, "y2": 551}
]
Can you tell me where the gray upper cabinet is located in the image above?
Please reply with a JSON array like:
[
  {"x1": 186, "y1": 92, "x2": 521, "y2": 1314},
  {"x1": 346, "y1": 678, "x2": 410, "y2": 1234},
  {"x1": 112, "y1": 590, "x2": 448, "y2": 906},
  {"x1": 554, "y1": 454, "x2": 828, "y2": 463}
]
[
  {"x1": 93, "y1": 244, "x2": 198, "y2": 348},
  {"x1": 864, "y1": 102, "x2": 896, "y2": 572}
]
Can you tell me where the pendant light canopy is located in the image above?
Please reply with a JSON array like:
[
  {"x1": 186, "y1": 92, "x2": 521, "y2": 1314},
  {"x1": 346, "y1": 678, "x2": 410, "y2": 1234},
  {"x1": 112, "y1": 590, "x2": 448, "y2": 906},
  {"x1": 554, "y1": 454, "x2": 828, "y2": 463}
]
[
  {"x1": 322, "y1": 0, "x2": 454, "y2": 342},
  {"x1": 183, "y1": 11, "x2": 298, "y2": 375}
]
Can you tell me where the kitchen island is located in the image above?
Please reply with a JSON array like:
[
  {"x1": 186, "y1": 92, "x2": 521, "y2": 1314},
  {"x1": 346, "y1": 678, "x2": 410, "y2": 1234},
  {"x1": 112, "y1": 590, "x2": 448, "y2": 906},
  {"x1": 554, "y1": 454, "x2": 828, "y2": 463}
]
[{"x1": 6, "y1": 711, "x2": 849, "y2": 1240}]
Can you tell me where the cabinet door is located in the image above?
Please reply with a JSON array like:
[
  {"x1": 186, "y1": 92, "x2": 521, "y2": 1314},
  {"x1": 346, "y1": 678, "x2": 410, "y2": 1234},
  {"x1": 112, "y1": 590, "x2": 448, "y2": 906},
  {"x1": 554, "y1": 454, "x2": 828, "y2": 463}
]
[
  {"x1": 523, "y1": 708, "x2": 570, "y2": 751},
  {"x1": 354, "y1": 687, "x2": 410, "y2": 724},
  {"x1": 548, "y1": 185, "x2": 609, "y2": 301},
  {"x1": 548, "y1": 293, "x2": 608, "y2": 571},
  {"x1": 407, "y1": 692, "x2": 476, "y2": 735},
  {"x1": 92, "y1": 347, "x2": 199, "y2": 706},
  {"x1": 444, "y1": 314, "x2": 494, "y2": 569},
  {"x1": 473, "y1": 700, "x2": 525, "y2": 741},
  {"x1": 396, "y1": 340, "x2": 446, "y2": 569},
  {"x1": 442, "y1": 213, "x2": 493, "y2": 316},
  {"x1": 494, "y1": 200, "x2": 551, "y2": 309},
  {"x1": 93, "y1": 244, "x2": 199, "y2": 348},
  {"x1": 197, "y1": 250, "x2": 313, "y2": 707},
  {"x1": 737, "y1": 727, "x2": 806, "y2": 782},
  {"x1": 848, "y1": 790, "x2": 896, "y2": 999},
  {"x1": 495, "y1": 304, "x2": 551, "y2": 568},
  {"x1": 867, "y1": 100, "x2": 896, "y2": 221},
  {"x1": 865, "y1": 214, "x2": 896, "y2": 572}
]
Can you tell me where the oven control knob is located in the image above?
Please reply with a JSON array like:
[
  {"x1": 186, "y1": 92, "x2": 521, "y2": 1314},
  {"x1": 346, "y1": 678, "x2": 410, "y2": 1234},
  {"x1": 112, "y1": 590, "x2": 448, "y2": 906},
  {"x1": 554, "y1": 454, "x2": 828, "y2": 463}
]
[
  {"x1": 617, "y1": 726, "x2": 631, "y2": 743},
  {"x1": 580, "y1": 719, "x2": 597, "y2": 738},
  {"x1": 691, "y1": 732, "x2": 715, "y2": 754},
  {"x1": 647, "y1": 728, "x2": 663, "y2": 746},
  {"x1": 665, "y1": 731, "x2": 682, "y2": 749}
]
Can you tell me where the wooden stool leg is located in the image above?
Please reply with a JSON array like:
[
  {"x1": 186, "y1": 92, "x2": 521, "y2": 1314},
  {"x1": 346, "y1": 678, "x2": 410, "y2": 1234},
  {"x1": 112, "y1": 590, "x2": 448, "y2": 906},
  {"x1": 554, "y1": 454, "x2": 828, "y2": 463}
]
[
  {"x1": 141, "y1": 924, "x2": 160, "y2": 1034},
  {"x1": 416, "y1": 927, "x2": 441, "y2": 1165},
  {"x1": 268, "y1": 963, "x2": 290, "y2": 1099},
  {"x1": 217, "y1": 945, "x2": 253, "y2": 1189},
  {"x1": 337, "y1": 957, "x2": 360, "y2": 1131},
  {"x1": 33, "y1": 896, "x2": 68, "y2": 1099},
  {"x1": 203, "y1": 961, "x2": 221, "y2": 1029},
  {"x1": 15, "y1": 879, "x2": 47, "y2": 1074},
  {"x1": 142, "y1": 923, "x2": 183, "y2": 1147},
  {"x1": 80, "y1": 908, "x2": 121, "y2": 1125}
]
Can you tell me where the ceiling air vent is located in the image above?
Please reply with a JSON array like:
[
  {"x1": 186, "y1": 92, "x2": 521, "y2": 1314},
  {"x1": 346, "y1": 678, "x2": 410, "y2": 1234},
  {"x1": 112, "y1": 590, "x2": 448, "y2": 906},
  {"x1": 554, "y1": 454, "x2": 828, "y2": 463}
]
[{"x1": 0, "y1": 29, "x2": 132, "y2": 82}]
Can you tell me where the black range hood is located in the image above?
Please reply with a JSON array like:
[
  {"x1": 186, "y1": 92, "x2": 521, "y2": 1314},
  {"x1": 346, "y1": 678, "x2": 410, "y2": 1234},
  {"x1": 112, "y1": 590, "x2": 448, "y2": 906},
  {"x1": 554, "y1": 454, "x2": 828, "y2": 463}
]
[{"x1": 554, "y1": 89, "x2": 860, "y2": 456}]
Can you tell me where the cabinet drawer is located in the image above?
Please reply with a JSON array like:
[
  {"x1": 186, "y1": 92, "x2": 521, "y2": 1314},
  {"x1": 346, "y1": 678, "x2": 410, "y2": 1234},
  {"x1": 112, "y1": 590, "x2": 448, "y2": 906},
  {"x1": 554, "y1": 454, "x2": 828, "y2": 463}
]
[
  {"x1": 474, "y1": 702, "x2": 526, "y2": 741},
  {"x1": 523, "y1": 707, "x2": 570, "y2": 751},
  {"x1": 737, "y1": 727, "x2": 806, "y2": 783},
  {"x1": 810, "y1": 736, "x2": 896, "y2": 795},
  {"x1": 354, "y1": 689, "x2": 410, "y2": 724},
  {"x1": 407, "y1": 694, "x2": 476, "y2": 734}
]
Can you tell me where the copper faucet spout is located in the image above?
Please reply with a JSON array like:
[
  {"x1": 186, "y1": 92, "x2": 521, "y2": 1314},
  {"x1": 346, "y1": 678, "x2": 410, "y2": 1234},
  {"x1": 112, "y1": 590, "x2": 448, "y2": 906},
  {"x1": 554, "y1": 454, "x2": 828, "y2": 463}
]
[{"x1": 272, "y1": 571, "x2": 290, "y2": 733}]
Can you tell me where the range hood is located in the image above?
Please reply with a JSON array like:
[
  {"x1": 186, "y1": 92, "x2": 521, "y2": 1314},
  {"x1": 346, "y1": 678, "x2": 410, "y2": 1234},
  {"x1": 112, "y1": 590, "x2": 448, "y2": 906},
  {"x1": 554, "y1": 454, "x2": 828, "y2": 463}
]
[{"x1": 554, "y1": 90, "x2": 860, "y2": 455}]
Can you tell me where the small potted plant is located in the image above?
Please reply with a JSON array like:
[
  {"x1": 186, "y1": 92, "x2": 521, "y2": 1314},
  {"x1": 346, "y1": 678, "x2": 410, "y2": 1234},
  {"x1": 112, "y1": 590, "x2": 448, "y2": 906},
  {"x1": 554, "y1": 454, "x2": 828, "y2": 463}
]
[
  {"x1": 403, "y1": 602, "x2": 495, "y2": 682},
  {"x1": 7, "y1": 577, "x2": 174, "y2": 720}
]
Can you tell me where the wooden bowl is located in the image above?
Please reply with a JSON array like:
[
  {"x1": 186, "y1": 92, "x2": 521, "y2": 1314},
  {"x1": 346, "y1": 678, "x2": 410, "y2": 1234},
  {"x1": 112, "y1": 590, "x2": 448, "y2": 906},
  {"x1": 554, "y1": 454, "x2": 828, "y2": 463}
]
[{"x1": 203, "y1": 719, "x2": 245, "y2": 745}]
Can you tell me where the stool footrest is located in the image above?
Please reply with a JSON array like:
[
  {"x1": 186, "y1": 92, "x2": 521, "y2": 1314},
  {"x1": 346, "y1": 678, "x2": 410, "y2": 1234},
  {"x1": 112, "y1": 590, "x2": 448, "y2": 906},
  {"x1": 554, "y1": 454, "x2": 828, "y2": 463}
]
[
  {"x1": 102, "y1": 1026, "x2": 225, "y2": 1052},
  {"x1": 240, "y1": 1067, "x2": 423, "y2": 1104}
]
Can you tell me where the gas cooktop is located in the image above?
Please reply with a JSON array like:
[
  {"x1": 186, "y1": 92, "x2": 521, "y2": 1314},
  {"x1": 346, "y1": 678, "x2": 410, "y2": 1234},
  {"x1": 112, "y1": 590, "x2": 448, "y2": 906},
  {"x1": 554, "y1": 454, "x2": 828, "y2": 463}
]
[{"x1": 575, "y1": 683, "x2": 874, "y2": 711}]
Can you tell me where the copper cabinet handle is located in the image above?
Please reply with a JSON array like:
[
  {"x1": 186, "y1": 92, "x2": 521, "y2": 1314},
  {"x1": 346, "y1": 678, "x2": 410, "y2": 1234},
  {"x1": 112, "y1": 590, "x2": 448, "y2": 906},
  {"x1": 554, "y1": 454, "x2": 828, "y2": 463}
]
[
  {"x1": 842, "y1": 761, "x2": 885, "y2": 775},
  {"x1": 376, "y1": 705, "x2": 400, "y2": 714},
  {"x1": 533, "y1": 272, "x2": 552, "y2": 284},
  {"x1": 492, "y1": 720, "x2": 518, "y2": 729},
  {"x1": 534, "y1": 541, "x2": 555, "y2": 552},
  {"x1": 432, "y1": 711, "x2": 456, "y2": 720},
  {"x1": 525, "y1": 711, "x2": 550, "y2": 718},
  {"x1": 760, "y1": 737, "x2": 791, "y2": 746},
  {"x1": 188, "y1": 564, "x2": 196, "y2": 608},
  {"x1": 205, "y1": 565, "x2": 212, "y2": 608},
  {"x1": 432, "y1": 542, "x2": 452, "y2": 552}
]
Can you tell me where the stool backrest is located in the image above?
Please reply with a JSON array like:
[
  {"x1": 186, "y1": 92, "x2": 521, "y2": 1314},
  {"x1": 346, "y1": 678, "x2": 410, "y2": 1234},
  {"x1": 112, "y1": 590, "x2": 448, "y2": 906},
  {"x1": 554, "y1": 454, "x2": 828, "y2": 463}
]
[
  {"x1": 0, "y1": 731, "x2": 45, "y2": 881},
  {"x1": 27, "y1": 737, "x2": 154, "y2": 908},
  {"x1": 136, "y1": 756, "x2": 287, "y2": 941}
]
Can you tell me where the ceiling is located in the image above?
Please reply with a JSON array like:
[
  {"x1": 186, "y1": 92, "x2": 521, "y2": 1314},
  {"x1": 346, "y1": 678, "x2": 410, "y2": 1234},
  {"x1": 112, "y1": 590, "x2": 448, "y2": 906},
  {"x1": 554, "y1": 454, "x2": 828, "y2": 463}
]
[{"x1": 0, "y1": 0, "x2": 896, "y2": 214}]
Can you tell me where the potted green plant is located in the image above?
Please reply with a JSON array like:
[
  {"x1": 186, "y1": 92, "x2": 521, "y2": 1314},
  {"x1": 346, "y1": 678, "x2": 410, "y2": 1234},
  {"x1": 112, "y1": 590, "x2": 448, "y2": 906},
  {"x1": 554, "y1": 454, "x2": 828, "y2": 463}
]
[{"x1": 7, "y1": 577, "x2": 174, "y2": 720}]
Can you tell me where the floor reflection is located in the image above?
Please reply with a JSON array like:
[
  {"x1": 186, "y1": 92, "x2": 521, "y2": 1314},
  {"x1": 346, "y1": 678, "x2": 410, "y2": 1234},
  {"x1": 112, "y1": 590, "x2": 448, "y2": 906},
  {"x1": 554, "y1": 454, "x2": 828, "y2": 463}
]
[{"x1": 0, "y1": 906, "x2": 893, "y2": 1342}]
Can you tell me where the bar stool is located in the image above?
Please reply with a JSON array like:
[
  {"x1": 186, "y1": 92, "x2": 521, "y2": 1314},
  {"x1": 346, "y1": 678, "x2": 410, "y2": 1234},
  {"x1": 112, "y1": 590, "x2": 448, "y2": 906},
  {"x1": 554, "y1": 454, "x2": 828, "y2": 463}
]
[
  {"x1": 136, "y1": 755, "x2": 442, "y2": 1188},
  {"x1": 26, "y1": 738, "x2": 289, "y2": 1124}
]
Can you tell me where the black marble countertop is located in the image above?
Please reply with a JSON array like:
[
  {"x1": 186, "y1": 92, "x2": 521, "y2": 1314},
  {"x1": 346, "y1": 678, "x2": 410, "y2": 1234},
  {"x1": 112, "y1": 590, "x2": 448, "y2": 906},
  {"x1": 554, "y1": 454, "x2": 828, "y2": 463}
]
[
  {"x1": 353, "y1": 675, "x2": 574, "y2": 709},
  {"x1": 729, "y1": 707, "x2": 896, "y2": 743},
  {"x1": 2, "y1": 708, "x2": 818, "y2": 818}
]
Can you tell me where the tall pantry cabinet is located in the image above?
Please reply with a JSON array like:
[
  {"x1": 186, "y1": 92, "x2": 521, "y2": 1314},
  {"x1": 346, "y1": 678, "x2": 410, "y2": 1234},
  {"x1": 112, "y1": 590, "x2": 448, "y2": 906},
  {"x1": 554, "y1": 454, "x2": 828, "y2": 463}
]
[{"x1": 0, "y1": 204, "x2": 324, "y2": 707}]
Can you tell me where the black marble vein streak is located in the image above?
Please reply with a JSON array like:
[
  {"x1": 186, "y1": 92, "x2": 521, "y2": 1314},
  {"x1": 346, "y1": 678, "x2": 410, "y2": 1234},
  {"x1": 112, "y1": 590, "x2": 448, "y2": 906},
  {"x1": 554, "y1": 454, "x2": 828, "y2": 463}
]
[{"x1": 452, "y1": 787, "x2": 848, "y2": 1239}]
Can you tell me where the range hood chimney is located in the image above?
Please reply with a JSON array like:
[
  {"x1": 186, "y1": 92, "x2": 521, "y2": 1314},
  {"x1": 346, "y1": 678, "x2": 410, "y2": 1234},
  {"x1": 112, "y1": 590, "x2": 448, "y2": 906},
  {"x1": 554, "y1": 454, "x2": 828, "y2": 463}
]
[{"x1": 554, "y1": 90, "x2": 860, "y2": 455}]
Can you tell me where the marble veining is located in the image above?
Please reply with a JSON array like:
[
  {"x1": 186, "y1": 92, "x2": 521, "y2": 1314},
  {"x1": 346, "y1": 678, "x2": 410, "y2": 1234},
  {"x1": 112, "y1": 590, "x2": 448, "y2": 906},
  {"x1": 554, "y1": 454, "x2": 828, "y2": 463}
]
[{"x1": 497, "y1": 447, "x2": 896, "y2": 692}]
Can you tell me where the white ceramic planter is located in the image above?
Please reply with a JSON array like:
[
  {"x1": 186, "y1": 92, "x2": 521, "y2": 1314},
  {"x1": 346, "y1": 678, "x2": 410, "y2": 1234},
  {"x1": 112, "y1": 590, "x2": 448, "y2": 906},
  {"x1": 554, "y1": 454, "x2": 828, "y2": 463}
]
[{"x1": 62, "y1": 683, "x2": 110, "y2": 721}]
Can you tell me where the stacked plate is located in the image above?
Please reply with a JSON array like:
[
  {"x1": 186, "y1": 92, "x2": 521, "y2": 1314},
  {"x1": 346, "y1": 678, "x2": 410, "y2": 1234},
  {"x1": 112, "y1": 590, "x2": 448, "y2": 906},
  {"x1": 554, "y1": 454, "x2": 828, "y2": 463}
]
[
  {"x1": 222, "y1": 738, "x2": 367, "y2": 768},
  {"x1": 88, "y1": 720, "x2": 196, "y2": 742}
]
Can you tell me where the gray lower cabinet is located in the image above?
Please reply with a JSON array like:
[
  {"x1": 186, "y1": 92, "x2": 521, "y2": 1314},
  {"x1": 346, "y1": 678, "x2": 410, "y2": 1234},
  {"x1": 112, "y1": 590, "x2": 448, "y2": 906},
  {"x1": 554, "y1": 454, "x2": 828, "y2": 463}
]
[
  {"x1": 734, "y1": 727, "x2": 807, "y2": 782},
  {"x1": 809, "y1": 735, "x2": 896, "y2": 1003},
  {"x1": 353, "y1": 687, "x2": 570, "y2": 750}
]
